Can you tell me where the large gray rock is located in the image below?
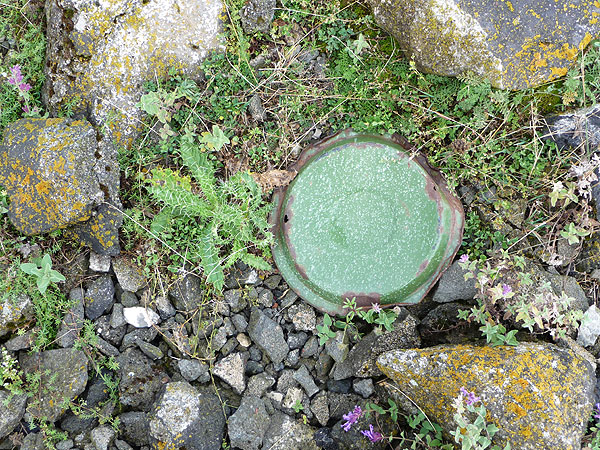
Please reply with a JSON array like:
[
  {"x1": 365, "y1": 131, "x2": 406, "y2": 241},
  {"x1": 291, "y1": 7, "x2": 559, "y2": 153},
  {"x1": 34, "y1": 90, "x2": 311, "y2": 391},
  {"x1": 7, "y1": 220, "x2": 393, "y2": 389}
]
[
  {"x1": 43, "y1": 0, "x2": 223, "y2": 148},
  {"x1": 367, "y1": 0, "x2": 600, "y2": 90},
  {"x1": 0, "y1": 390, "x2": 27, "y2": 439},
  {"x1": 0, "y1": 118, "x2": 121, "y2": 254},
  {"x1": 149, "y1": 382, "x2": 225, "y2": 450},
  {"x1": 377, "y1": 342, "x2": 596, "y2": 450},
  {"x1": 20, "y1": 348, "x2": 89, "y2": 422},
  {"x1": 262, "y1": 411, "x2": 319, "y2": 450},
  {"x1": 0, "y1": 118, "x2": 99, "y2": 234},
  {"x1": 228, "y1": 396, "x2": 270, "y2": 450},
  {"x1": 248, "y1": 309, "x2": 289, "y2": 364},
  {"x1": 0, "y1": 294, "x2": 34, "y2": 338}
]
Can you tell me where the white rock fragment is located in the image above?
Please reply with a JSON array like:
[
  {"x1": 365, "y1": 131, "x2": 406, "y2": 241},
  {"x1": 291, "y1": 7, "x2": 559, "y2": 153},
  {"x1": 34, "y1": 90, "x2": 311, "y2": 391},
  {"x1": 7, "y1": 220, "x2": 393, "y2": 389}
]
[
  {"x1": 577, "y1": 305, "x2": 600, "y2": 347},
  {"x1": 123, "y1": 307, "x2": 160, "y2": 328}
]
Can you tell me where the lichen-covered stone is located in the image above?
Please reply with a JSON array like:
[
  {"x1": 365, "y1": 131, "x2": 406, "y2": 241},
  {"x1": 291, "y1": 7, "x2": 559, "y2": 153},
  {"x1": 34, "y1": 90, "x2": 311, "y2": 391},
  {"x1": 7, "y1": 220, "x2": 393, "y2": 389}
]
[
  {"x1": 367, "y1": 0, "x2": 600, "y2": 89},
  {"x1": 0, "y1": 294, "x2": 34, "y2": 338},
  {"x1": 43, "y1": 0, "x2": 224, "y2": 148},
  {"x1": 20, "y1": 348, "x2": 89, "y2": 422},
  {"x1": 149, "y1": 382, "x2": 225, "y2": 450},
  {"x1": 0, "y1": 117, "x2": 122, "y2": 254},
  {"x1": 0, "y1": 118, "x2": 101, "y2": 234},
  {"x1": 377, "y1": 343, "x2": 596, "y2": 449}
]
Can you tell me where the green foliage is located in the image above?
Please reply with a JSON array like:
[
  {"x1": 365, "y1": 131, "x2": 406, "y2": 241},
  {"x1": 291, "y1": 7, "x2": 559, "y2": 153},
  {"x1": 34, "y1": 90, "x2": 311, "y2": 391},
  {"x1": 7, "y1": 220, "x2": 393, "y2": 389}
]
[
  {"x1": 20, "y1": 254, "x2": 66, "y2": 294},
  {"x1": 450, "y1": 390, "x2": 510, "y2": 450},
  {"x1": 458, "y1": 252, "x2": 584, "y2": 342},
  {"x1": 0, "y1": 0, "x2": 46, "y2": 132},
  {"x1": 316, "y1": 299, "x2": 398, "y2": 345},
  {"x1": 144, "y1": 124, "x2": 273, "y2": 292}
]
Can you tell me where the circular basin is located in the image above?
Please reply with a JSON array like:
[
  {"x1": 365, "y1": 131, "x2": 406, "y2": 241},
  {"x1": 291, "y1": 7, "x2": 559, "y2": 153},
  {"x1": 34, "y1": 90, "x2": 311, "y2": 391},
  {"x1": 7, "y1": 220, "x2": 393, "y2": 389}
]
[{"x1": 271, "y1": 130, "x2": 464, "y2": 316}]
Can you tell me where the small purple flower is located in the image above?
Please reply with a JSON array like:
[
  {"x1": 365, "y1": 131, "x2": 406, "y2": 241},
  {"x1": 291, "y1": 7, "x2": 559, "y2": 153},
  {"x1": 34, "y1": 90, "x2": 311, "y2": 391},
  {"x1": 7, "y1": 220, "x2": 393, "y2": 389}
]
[
  {"x1": 341, "y1": 405, "x2": 363, "y2": 432},
  {"x1": 8, "y1": 65, "x2": 23, "y2": 85},
  {"x1": 501, "y1": 283, "x2": 512, "y2": 297},
  {"x1": 360, "y1": 424, "x2": 383, "y2": 443},
  {"x1": 594, "y1": 403, "x2": 600, "y2": 421},
  {"x1": 371, "y1": 303, "x2": 381, "y2": 313},
  {"x1": 460, "y1": 387, "x2": 480, "y2": 406},
  {"x1": 19, "y1": 82, "x2": 31, "y2": 92},
  {"x1": 459, "y1": 254, "x2": 469, "y2": 263}
]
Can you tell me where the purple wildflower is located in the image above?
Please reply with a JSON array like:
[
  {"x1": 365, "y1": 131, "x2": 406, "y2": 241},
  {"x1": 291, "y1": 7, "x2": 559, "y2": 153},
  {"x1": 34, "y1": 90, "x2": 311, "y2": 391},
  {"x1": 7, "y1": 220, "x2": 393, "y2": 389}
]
[
  {"x1": 594, "y1": 403, "x2": 600, "y2": 421},
  {"x1": 8, "y1": 65, "x2": 23, "y2": 85},
  {"x1": 371, "y1": 303, "x2": 381, "y2": 313},
  {"x1": 459, "y1": 387, "x2": 480, "y2": 406},
  {"x1": 341, "y1": 405, "x2": 363, "y2": 432},
  {"x1": 501, "y1": 283, "x2": 512, "y2": 298},
  {"x1": 459, "y1": 254, "x2": 469, "y2": 263},
  {"x1": 19, "y1": 82, "x2": 31, "y2": 92},
  {"x1": 360, "y1": 424, "x2": 383, "y2": 443}
]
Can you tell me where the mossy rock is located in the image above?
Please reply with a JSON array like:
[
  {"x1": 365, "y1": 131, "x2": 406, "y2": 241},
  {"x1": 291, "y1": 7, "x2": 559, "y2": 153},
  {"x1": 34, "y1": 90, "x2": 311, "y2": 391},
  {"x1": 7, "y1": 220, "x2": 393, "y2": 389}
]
[
  {"x1": 367, "y1": 0, "x2": 600, "y2": 89},
  {"x1": 377, "y1": 342, "x2": 595, "y2": 449}
]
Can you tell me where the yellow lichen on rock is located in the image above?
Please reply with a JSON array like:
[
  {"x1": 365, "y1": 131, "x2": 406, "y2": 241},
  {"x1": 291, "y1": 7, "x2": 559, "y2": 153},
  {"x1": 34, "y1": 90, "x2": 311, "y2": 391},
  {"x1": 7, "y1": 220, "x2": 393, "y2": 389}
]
[{"x1": 377, "y1": 342, "x2": 595, "y2": 449}]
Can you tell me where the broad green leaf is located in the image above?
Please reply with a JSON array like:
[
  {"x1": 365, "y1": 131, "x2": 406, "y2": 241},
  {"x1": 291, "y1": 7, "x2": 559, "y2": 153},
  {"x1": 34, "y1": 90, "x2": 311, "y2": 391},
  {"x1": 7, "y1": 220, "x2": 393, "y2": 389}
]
[{"x1": 197, "y1": 226, "x2": 224, "y2": 293}]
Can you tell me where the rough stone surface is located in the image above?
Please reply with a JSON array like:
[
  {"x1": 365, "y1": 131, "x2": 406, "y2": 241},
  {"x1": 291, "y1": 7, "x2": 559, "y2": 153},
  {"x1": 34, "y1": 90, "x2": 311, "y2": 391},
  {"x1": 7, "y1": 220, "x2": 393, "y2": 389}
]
[
  {"x1": 578, "y1": 305, "x2": 600, "y2": 347},
  {"x1": 333, "y1": 313, "x2": 421, "y2": 379},
  {"x1": 112, "y1": 257, "x2": 146, "y2": 292},
  {"x1": 228, "y1": 396, "x2": 270, "y2": 450},
  {"x1": 118, "y1": 412, "x2": 150, "y2": 446},
  {"x1": 213, "y1": 352, "x2": 247, "y2": 394},
  {"x1": 84, "y1": 275, "x2": 115, "y2": 320},
  {"x1": 117, "y1": 348, "x2": 166, "y2": 411},
  {"x1": 58, "y1": 288, "x2": 86, "y2": 348},
  {"x1": 294, "y1": 364, "x2": 319, "y2": 397},
  {"x1": 20, "y1": 348, "x2": 89, "y2": 422},
  {"x1": 43, "y1": 0, "x2": 223, "y2": 148},
  {"x1": 248, "y1": 309, "x2": 289, "y2": 364},
  {"x1": 240, "y1": 0, "x2": 275, "y2": 34},
  {"x1": 262, "y1": 411, "x2": 319, "y2": 450},
  {"x1": 545, "y1": 104, "x2": 600, "y2": 153},
  {"x1": 352, "y1": 378, "x2": 374, "y2": 398},
  {"x1": 246, "y1": 373, "x2": 276, "y2": 397},
  {"x1": 178, "y1": 359, "x2": 210, "y2": 383},
  {"x1": 310, "y1": 392, "x2": 329, "y2": 427},
  {"x1": 123, "y1": 307, "x2": 160, "y2": 328},
  {"x1": 224, "y1": 289, "x2": 247, "y2": 313},
  {"x1": 0, "y1": 391, "x2": 27, "y2": 439},
  {"x1": 0, "y1": 294, "x2": 34, "y2": 338},
  {"x1": 89, "y1": 252, "x2": 111, "y2": 272},
  {"x1": 169, "y1": 274, "x2": 204, "y2": 313},
  {"x1": 0, "y1": 118, "x2": 102, "y2": 234},
  {"x1": 325, "y1": 331, "x2": 349, "y2": 364},
  {"x1": 289, "y1": 303, "x2": 317, "y2": 331},
  {"x1": 90, "y1": 426, "x2": 115, "y2": 450},
  {"x1": 378, "y1": 343, "x2": 596, "y2": 450},
  {"x1": 432, "y1": 260, "x2": 477, "y2": 303},
  {"x1": 149, "y1": 382, "x2": 225, "y2": 450},
  {"x1": 373, "y1": 0, "x2": 600, "y2": 90}
]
